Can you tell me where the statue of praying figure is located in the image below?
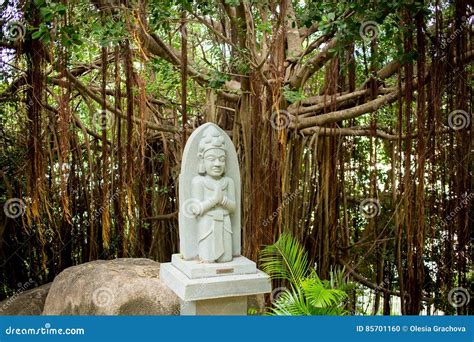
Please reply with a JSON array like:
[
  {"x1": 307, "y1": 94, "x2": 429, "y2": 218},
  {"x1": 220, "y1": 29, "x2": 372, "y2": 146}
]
[
  {"x1": 190, "y1": 126, "x2": 236, "y2": 263},
  {"x1": 163, "y1": 123, "x2": 270, "y2": 308}
]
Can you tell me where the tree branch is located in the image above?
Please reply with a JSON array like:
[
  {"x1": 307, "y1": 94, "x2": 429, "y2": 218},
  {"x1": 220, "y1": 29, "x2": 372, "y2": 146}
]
[
  {"x1": 64, "y1": 70, "x2": 178, "y2": 133},
  {"x1": 299, "y1": 125, "x2": 451, "y2": 140},
  {"x1": 338, "y1": 258, "x2": 432, "y2": 302},
  {"x1": 289, "y1": 38, "x2": 340, "y2": 89},
  {"x1": 295, "y1": 89, "x2": 400, "y2": 128}
]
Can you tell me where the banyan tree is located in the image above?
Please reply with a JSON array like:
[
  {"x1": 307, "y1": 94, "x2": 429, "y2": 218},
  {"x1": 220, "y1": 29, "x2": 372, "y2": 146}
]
[{"x1": 0, "y1": 0, "x2": 472, "y2": 315}]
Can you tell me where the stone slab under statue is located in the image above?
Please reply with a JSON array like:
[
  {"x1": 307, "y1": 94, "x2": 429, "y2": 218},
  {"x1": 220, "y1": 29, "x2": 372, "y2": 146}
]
[
  {"x1": 170, "y1": 254, "x2": 256, "y2": 279},
  {"x1": 160, "y1": 122, "x2": 271, "y2": 315}
]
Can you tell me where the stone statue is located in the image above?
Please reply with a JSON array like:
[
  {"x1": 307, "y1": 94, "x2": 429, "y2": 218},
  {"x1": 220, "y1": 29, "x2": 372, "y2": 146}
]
[
  {"x1": 191, "y1": 126, "x2": 236, "y2": 262},
  {"x1": 161, "y1": 123, "x2": 271, "y2": 315},
  {"x1": 179, "y1": 123, "x2": 241, "y2": 263}
]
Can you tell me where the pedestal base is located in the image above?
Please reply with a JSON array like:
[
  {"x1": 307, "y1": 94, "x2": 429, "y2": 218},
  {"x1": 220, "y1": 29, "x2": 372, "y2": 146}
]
[
  {"x1": 171, "y1": 254, "x2": 257, "y2": 279},
  {"x1": 160, "y1": 261, "x2": 271, "y2": 315},
  {"x1": 180, "y1": 296, "x2": 247, "y2": 315}
]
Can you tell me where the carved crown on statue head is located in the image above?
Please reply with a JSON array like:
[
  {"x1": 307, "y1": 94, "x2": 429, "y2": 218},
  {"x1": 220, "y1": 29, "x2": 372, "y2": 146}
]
[{"x1": 197, "y1": 126, "x2": 227, "y2": 175}]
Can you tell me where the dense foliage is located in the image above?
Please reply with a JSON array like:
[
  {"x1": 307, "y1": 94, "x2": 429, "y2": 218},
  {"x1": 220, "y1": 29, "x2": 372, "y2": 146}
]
[{"x1": 0, "y1": 0, "x2": 472, "y2": 315}]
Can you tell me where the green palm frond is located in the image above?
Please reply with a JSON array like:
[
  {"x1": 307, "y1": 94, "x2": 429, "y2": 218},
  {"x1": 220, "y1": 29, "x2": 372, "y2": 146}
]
[
  {"x1": 269, "y1": 287, "x2": 313, "y2": 316},
  {"x1": 259, "y1": 232, "x2": 309, "y2": 287},
  {"x1": 329, "y1": 266, "x2": 355, "y2": 292},
  {"x1": 302, "y1": 276, "x2": 348, "y2": 311},
  {"x1": 260, "y1": 233, "x2": 352, "y2": 316},
  {"x1": 269, "y1": 286, "x2": 346, "y2": 316},
  {"x1": 329, "y1": 266, "x2": 345, "y2": 288}
]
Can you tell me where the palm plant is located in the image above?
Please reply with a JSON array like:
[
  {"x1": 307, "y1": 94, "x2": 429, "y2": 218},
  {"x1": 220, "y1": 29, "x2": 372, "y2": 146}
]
[{"x1": 260, "y1": 233, "x2": 350, "y2": 315}]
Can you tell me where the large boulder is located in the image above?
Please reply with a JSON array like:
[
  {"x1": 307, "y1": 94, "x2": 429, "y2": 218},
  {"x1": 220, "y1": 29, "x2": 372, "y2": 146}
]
[
  {"x1": 2, "y1": 258, "x2": 265, "y2": 315},
  {"x1": 0, "y1": 282, "x2": 51, "y2": 315},
  {"x1": 43, "y1": 258, "x2": 180, "y2": 315}
]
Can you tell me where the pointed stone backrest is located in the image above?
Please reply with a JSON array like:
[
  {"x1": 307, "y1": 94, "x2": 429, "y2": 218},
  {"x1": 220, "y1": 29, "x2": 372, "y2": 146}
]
[{"x1": 178, "y1": 123, "x2": 241, "y2": 260}]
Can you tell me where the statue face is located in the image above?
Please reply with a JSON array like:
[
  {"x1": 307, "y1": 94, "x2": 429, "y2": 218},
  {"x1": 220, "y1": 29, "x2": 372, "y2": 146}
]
[{"x1": 203, "y1": 149, "x2": 226, "y2": 177}]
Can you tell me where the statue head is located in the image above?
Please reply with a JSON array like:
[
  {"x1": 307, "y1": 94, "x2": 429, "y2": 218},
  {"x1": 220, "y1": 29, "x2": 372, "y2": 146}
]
[{"x1": 198, "y1": 126, "x2": 226, "y2": 177}]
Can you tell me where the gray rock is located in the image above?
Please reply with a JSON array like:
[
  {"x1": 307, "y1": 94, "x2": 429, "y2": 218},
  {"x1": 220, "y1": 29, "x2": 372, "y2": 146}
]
[
  {"x1": 1, "y1": 258, "x2": 265, "y2": 316},
  {"x1": 0, "y1": 282, "x2": 51, "y2": 315},
  {"x1": 42, "y1": 258, "x2": 180, "y2": 315}
]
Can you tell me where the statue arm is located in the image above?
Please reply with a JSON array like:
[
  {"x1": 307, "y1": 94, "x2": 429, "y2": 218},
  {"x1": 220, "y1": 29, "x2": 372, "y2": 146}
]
[
  {"x1": 191, "y1": 177, "x2": 217, "y2": 216},
  {"x1": 221, "y1": 178, "x2": 236, "y2": 213}
]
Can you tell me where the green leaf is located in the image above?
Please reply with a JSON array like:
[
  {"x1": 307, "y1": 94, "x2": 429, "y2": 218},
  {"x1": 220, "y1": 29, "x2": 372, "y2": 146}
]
[
  {"x1": 269, "y1": 288, "x2": 312, "y2": 316},
  {"x1": 40, "y1": 7, "x2": 53, "y2": 21},
  {"x1": 56, "y1": 4, "x2": 67, "y2": 15},
  {"x1": 302, "y1": 274, "x2": 347, "y2": 309},
  {"x1": 282, "y1": 86, "x2": 306, "y2": 104},
  {"x1": 32, "y1": 30, "x2": 43, "y2": 40},
  {"x1": 41, "y1": 32, "x2": 50, "y2": 44},
  {"x1": 261, "y1": 233, "x2": 352, "y2": 316},
  {"x1": 224, "y1": 0, "x2": 239, "y2": 6},
  {"x1": 259, "y1": 232, "x2": 309, "y2": 287}
]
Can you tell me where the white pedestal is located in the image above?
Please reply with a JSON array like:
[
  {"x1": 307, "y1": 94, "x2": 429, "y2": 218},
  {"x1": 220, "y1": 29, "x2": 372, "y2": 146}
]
[
  {"x1": 180, "y1": 296, "x2": 248, "y2": 315},
  {"x1": 171, "y1": 254, "x2": 257, "y2": 279},
  {"x1": 160, "y1": 255, "x2": 271, "y2": 315}
]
